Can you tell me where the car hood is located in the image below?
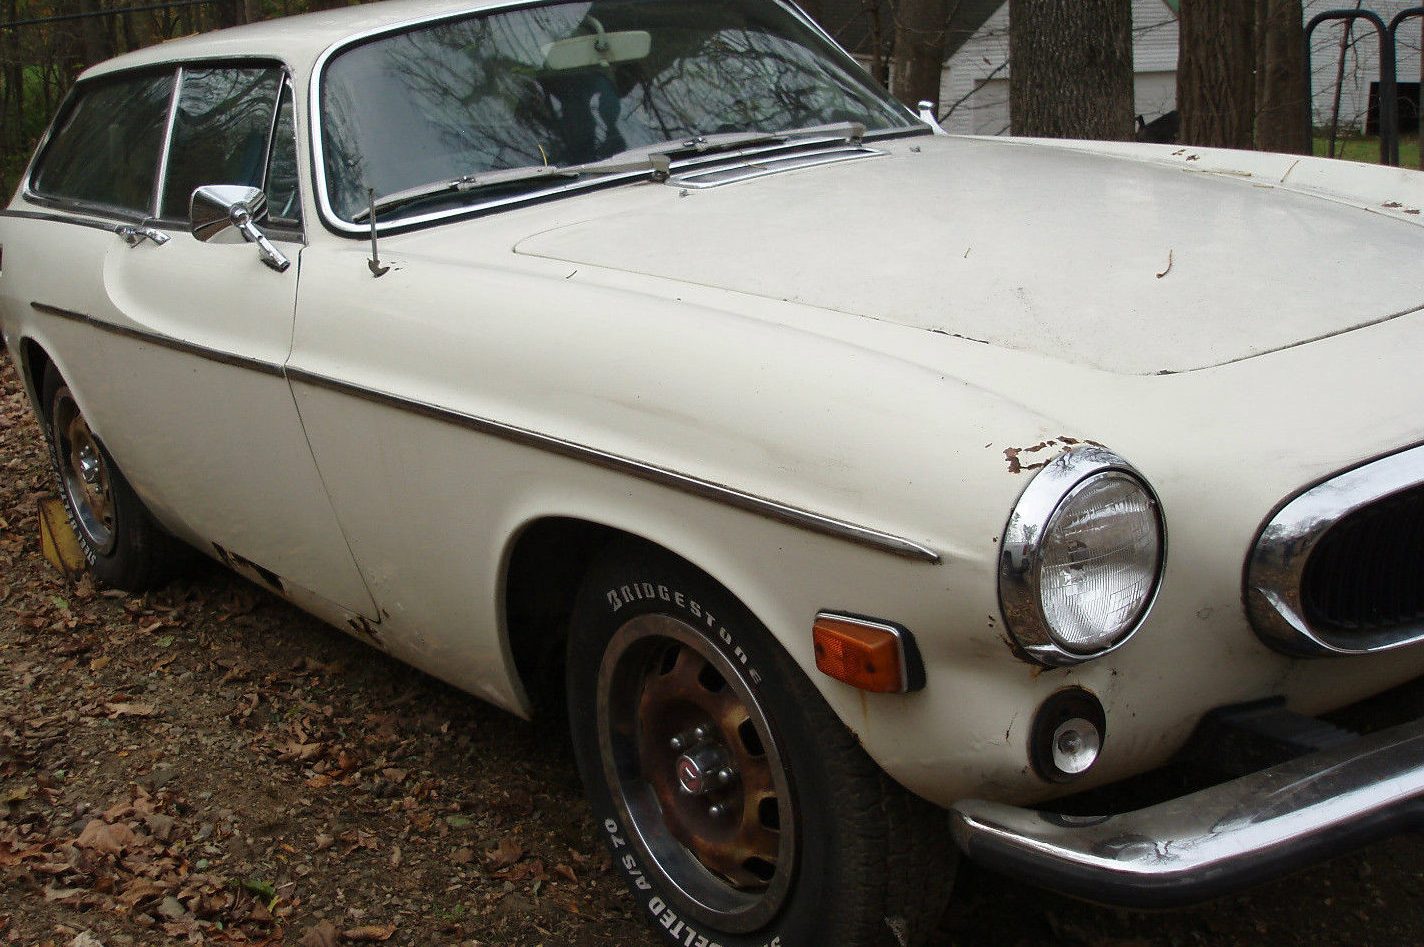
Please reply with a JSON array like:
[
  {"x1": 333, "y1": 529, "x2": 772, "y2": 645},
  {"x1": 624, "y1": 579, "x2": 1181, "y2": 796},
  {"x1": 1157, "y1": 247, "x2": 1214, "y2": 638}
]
[{"x1": 513, "y1": 135, "x2": 1424, "y2": 375}]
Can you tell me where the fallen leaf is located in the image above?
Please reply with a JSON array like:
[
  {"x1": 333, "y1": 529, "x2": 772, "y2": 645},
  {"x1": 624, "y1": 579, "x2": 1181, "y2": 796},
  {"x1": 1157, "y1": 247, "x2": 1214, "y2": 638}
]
[
  {"x1": 280, "y1": 741, "x2": 326, "y2": 762},
  {"x1": 44, "y1": 884, "x2": 88, "y2": 903},
  {"x1": 76, "y1": 818, "x2": 137, "y2": 855},
  {"x1": 118, "y1": 877, "x2": 168, "y2": 907},
  {"x1": 299, "y1": 920, "x2": 340, "y2": 947},
  {"x1": 156, "y1": 895, "x2": 188, "y2": 919},
  {"x1": 342, "y1": 923, "x2": 396, "y2": 942},
  {"x1": 485, "y1": 837, "x2": 524, "y2": 870},
  {"x1": 500, "y1": 857, "x2": 545, "y2": 882},
  {"x1": 144, "y1": 812, "x2": 175, "y2": 841},
  {"x1": 104, "y1": 702, "x2": 156, "y2": 718}
]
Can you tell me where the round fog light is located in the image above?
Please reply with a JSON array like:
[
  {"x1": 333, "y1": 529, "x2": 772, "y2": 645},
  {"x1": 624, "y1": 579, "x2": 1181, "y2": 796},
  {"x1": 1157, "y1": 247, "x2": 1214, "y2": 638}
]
[
  {"x1": 1051, "y1": 718, "x2": 1101, "y2": 775},
  {"x1": 1030, "y1": 687, "x2": 1106, "y2": 783}
]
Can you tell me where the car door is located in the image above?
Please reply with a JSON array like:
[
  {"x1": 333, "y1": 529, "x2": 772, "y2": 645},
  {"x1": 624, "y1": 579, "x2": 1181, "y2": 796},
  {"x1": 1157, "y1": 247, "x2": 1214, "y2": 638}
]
[{"x1": 38, "y1": 65, "x2": 378, "y2": 618}]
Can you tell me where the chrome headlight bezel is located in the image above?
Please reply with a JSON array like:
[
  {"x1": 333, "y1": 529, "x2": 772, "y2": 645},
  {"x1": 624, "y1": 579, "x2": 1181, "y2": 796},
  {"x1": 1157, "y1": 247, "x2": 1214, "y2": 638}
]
[{"x1": 998, "y1": 446, "x2": 1166, "y2": 666}]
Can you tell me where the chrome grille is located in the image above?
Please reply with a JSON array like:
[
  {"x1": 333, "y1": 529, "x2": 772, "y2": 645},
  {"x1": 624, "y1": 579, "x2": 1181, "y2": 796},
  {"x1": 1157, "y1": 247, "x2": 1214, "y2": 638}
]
[
  {"x1": 1301, "y1": 483, "x2": 1424, "y2": 633},
  {"x1": 1246, "y1": 443, "x2": 1424, "y2": 656}
]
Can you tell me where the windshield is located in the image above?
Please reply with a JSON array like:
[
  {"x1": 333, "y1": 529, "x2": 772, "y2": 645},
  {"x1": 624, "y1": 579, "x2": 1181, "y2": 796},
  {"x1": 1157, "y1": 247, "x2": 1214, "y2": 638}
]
[{"x1": 318, "y1": 0, "x2": 918, "y2": 223}]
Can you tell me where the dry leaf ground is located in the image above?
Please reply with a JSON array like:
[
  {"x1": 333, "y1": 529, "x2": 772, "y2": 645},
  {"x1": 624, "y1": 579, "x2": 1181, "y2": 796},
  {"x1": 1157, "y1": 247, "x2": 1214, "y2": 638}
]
[{"x1": 4, "y1": 354, "x2": 1424, "y2": 946}]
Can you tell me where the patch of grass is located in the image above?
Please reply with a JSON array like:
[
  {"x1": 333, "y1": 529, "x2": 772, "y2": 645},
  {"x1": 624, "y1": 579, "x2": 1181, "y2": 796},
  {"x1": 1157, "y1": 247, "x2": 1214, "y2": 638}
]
[{"x1": 1314, "y1": 134, "x2": 1421, "y2": 168}]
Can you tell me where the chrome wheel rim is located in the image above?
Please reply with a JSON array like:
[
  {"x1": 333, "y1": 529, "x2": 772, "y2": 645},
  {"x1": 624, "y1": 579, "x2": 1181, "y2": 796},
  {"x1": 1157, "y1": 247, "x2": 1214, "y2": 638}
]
[
  {"x1": 597, "y1": 613, "x2": 795, "y2": 932},
  {"x1": 52, "y1": 389, "x2": 116, "y2": 554}
]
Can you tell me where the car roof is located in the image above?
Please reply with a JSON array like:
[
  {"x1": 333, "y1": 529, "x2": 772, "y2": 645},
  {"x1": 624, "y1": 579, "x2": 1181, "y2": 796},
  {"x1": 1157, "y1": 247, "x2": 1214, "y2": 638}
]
[{"x1": 82, "y1": 0, "x2": 516, "y2": 80}]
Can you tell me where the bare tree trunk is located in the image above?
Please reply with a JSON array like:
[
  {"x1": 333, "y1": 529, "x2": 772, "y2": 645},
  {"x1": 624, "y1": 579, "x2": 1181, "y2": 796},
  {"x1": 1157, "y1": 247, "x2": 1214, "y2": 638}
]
[
  {"x1": 1255, "y1": 0, "x2": 1308, "y2": 153},
  {"x1": 866, "y1": 0, "x2": 890, "y2": 88},
  {"x1": 1008, "y1": 0, "x2": 1134, "y2": 140},
  {"x1": 1177, "y1": 0, "x2": 1256, "y2": 149},
  {"x1": 891, "y1": 0, "x2": 952, "y2": 108}
]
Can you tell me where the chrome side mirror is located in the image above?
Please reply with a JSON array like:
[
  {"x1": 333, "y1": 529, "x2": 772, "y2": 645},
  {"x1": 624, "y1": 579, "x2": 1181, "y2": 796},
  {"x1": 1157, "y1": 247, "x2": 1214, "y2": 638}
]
[{"x1": 190, "y1": 184, "x2": 291, "y2": 273}]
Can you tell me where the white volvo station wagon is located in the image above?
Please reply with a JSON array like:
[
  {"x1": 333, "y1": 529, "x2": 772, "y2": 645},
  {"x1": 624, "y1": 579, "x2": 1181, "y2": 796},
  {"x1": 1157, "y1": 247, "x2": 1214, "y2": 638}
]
[{"x1": 5, "y1": 1, "x2": 1424, "y2": 944}]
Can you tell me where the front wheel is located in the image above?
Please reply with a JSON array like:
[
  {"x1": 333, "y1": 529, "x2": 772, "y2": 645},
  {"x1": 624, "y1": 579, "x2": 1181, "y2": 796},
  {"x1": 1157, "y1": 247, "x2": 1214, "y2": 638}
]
[{"x1": 567, "y1": 542, "x2": 955, "y2": 947}]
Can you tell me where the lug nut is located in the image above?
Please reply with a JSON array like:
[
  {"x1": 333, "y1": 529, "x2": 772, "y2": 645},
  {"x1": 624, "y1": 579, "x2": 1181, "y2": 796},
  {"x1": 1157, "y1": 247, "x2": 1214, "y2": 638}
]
[
  {"x1": 691, "y1": 725, "x2": 709, "y2": 742},
  {"x1": 669, "y1": 735, "x2": 686, "y2": 751},
  {"x1": 716, "y1": 767, "x2": 736, "y2": 785},
  {"x1": 708, "y1": 803, "x2": 727, "y2": 817}
]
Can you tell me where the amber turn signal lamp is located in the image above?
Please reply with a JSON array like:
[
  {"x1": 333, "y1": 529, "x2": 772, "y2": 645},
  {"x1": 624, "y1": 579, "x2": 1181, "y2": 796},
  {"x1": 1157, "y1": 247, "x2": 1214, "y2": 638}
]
[{"x1": 813, "y1": 613, "x2": 922, "y2": 694}]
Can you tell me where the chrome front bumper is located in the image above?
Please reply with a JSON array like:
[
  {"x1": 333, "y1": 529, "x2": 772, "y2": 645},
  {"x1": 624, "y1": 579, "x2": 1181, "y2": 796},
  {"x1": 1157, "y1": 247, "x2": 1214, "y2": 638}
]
[{"x1": 949, "y1": 716, "x2": 1424, "y2": 908}]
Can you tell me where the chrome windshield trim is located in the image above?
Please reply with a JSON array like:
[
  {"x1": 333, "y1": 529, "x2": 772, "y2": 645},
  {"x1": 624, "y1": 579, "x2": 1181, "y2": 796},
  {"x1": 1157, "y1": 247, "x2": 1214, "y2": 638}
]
[
  {"x1": 285, "y1": 366, "x2": 940, "y2": 563},
  {"x1": 998, "y1": 445, "x2": 1166, "y2": 667},
  {"x1": 1246, "y1": 441, "x2": 1424, "y2": 656},
  {"x1": 307, "y1": 0, "x2": 923, "y2": 237}
]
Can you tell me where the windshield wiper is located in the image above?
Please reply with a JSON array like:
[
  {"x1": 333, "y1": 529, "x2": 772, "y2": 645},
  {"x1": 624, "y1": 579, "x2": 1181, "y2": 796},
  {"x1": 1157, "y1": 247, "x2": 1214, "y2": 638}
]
[
  {"x1": 352, "y1": 121, "x2": 866, "y2": 222},
  {"x1": 610, "y1": 121, "x2": 867, "y2": 163},
  {"x1": 353, "y1": 152, "x2": 672, "y2": 222}
]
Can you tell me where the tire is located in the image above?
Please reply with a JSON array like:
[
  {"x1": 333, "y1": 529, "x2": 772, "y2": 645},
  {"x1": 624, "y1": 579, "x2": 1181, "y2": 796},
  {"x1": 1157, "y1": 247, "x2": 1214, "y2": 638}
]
[
  {"x1": 566, "y1": 541, "x2": 956, "y2": 947},
  {"x1": 41, "y1": 363, "x2": 177, "y2": 591}
]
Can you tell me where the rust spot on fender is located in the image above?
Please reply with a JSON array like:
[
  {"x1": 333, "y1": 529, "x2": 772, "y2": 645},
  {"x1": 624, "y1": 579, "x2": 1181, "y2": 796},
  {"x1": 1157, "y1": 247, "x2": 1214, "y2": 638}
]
[
  {"x1": 347, "y1": 615, "x2": 382, "y2": 643},
  {"x1": 1003, "y1": 442, "x2": 1050, "y2": 474}
]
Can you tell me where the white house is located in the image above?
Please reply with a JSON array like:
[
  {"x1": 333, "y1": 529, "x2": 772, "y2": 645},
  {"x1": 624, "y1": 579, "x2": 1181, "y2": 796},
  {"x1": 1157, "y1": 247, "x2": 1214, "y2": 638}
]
[{"x1": 935, "y1": 0, "x2": 1422, "y2": 138}]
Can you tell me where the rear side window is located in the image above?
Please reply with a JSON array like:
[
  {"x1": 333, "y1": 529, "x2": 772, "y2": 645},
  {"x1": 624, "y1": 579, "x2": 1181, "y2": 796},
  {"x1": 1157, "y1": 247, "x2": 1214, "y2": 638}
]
[
  {"x1": 160, "y1": 66, "x2": 285, "y2": 219},
  {"x1": 31, "y1": 72, "x2": 175, "y2": 215}
]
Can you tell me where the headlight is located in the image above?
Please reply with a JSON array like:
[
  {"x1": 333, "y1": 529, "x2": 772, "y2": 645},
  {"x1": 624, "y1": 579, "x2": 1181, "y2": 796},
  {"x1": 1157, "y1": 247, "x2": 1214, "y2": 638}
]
[{"x1": 999, "y1": 446, "x2": 1165, "y2": 665}]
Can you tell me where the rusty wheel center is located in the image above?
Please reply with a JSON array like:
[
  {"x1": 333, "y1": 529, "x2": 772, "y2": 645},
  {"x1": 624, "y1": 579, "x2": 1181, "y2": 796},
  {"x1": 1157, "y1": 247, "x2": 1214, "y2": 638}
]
[
  {"x1": 69, "y1": 424, "x2": 112, "y2": 524},
  {"x1": 598, "y1": 613, "x2": 795, "y2": 933},
  {"x1": 635, "y1": 647, "x2": 782, "y2": 892}
]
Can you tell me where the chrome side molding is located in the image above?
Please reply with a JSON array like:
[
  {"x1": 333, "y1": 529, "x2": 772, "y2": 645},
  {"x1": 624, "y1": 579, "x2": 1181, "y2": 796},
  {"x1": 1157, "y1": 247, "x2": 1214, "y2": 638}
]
[
  {"x1": 286, "y1": 367, "x2": 941, "y2": 564},
  {"x1": 26, "y1": 302, "x2": 942, "y2": 565},
  {"x1": 1246, "y1": 442, "x2": 1424, "y2": 656}
]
